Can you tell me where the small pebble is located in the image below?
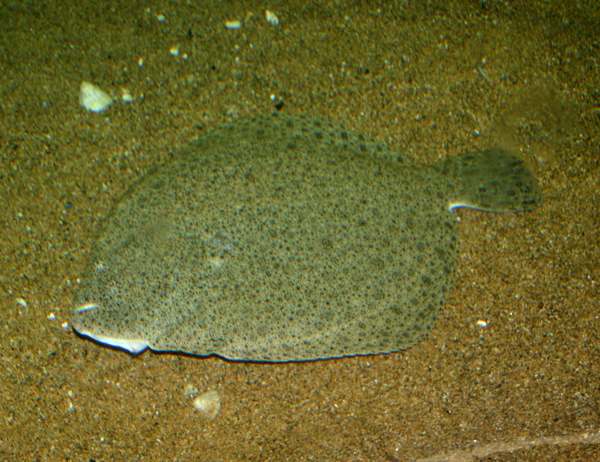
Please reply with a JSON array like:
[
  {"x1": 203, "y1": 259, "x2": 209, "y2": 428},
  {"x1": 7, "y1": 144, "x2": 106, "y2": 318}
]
[
  {"x1": 265, "y1": 10, "x2": 279, "y2": 26},
  {"x1": 193, "y1": 390, "x2": 221, "y2": 419},
  {"x1": 224, "y1": 20, "x2": 241, "y2": 30},
  {"x1": 476, "y1": 319, "x2": 489, "y2": 328},
  {"x1": 47, "y1": 312, "x2": 56, "y2": 321},
  {"x1": 79, "y1": 81, "x2": 112, "y2": 113},
  {"x1": 66, "y1": 391, "x2": 76, "y2": 413},
  {"x1": 121, "y1": 88, "x2": 134, "y2": 104},
  {"x1": 16, "y1": 298, "x2": 27, "y2": 308}
]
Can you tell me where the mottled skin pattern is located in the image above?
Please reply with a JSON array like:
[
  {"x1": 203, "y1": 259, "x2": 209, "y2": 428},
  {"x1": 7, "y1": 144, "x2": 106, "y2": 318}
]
[{"x1": 72, "y1": 113, "x2": 540, "y2": 361}]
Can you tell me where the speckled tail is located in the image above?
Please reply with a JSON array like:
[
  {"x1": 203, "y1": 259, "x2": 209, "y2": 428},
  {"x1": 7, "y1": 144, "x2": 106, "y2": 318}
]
[{"x1": 436, "y1": 148, "x2": 542, "y2": 212}]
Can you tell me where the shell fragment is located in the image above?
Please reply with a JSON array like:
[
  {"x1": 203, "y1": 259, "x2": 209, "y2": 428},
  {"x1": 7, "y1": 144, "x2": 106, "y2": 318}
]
[{"x1": 79, "y1": 81, "x2": 112, "y2": 113}]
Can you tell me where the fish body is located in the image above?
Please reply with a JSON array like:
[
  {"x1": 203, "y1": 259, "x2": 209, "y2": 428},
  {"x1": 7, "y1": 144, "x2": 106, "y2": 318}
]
[{"x1": 72, "y1": 113, "x2": 540, "y2": 361}]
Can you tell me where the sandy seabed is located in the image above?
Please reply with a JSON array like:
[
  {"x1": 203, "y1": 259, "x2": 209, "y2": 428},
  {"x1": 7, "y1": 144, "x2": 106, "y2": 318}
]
[{"x1": 1, "y1": 1, "x2": 598, "y2": 461}]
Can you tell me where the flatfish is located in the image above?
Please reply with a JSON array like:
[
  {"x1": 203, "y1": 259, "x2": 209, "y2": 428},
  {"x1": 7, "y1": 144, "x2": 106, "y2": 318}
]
[{"x1": 71, "y1": 113, "x2": 541, "y2": 361}]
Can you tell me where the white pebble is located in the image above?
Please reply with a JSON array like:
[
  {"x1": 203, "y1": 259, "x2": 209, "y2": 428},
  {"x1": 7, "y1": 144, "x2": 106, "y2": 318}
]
[
  {"x1": 67, "y1": 402, "x2": 76, "y2": 413},
  {"x1": 47, "y1": 312, "x2": 56, "y2": 321},
  {"x1": 169, "y1": 45, "x2": 180, "y2": 57},
  {"x1": 193, "y1": 390, "x2": 221, "y2": 419},
  {"x1": 265, "y1": 10, "x2": 279, "y2": 26},
  {"x1": 224, "y1": 20, "x2": 241, "y2": 30},
  {"x1": 121, "y1": 88, "x2": 134, "y2": 104},
  {"x1": 16, "y1": 298, "x2": 27, "y2": 308},
  {"x1": 476, "y1": 319, "x2": 489, "y2": 328},
  {"x1": 79, "y1": 81, "x2": 112, "y2": 113}
]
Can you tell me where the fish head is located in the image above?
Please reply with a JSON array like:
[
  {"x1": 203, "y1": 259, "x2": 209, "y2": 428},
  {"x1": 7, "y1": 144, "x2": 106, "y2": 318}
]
[{"x1": 71, "y1": 303, "x2": 149, "y2": 354}]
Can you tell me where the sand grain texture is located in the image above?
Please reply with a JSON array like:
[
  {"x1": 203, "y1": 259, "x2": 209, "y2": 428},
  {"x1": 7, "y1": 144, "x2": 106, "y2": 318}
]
[{"x1": 1, "y1": 1, "x2": 598, "y2": 460}]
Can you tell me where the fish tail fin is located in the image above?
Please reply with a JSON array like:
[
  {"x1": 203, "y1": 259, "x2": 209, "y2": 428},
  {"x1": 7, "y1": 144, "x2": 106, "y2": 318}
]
[{"x1": 437, "y1": 148, "x2": 542, "y2": 212}]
